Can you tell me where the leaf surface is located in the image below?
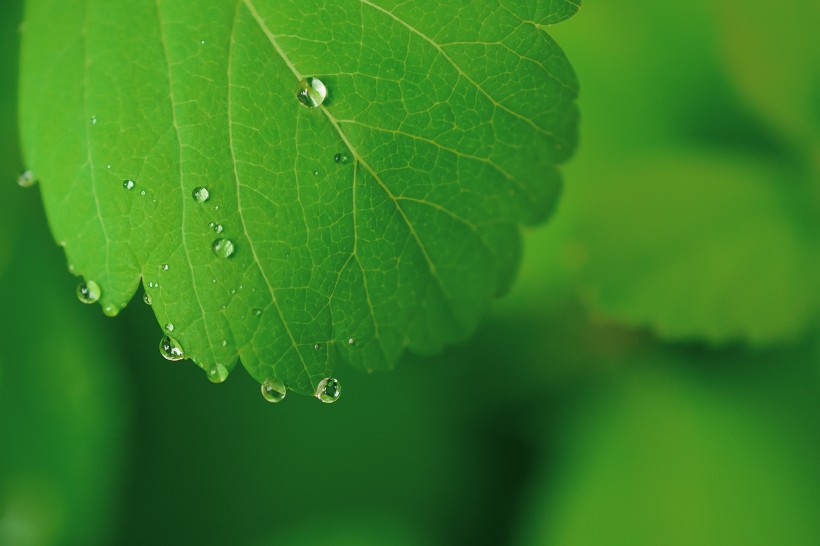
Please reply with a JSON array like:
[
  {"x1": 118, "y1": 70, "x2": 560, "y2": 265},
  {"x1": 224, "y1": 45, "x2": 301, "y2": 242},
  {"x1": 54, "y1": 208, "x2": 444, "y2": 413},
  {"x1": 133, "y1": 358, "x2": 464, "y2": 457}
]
[{"x1": 19, "y1": 0, "x2": 579, "y2": 394}]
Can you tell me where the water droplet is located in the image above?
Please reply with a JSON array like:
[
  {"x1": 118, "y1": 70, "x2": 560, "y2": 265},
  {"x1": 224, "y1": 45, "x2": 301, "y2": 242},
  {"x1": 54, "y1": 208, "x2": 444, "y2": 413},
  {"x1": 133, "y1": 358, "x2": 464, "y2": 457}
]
[
  {"x1": 312, "y1": 170, "x2": 320, "y2": 177},
  {"x1": 333, "y1": 152, "x2": 350, "y2": 164},
  {"x1": 261, "y1": 379, "x2": 287, "y2": 403},
  {"x1": 17, "y1": 170, "x2": 36, "y2": 188},
  {"x1": 106, "y1": 164, "x2": 112, "y2": 169},
  {"x1": 295, "y1": 77, "x2": 327, "y2": 108},
  {"x1": 165, "y1": 323, "x2": 174, "y2": 333},
  {"x1": 348, "y1": 337, "x2": 356, "y2": 345},
  {"x1": 161, "y1": 263, "x2": 169, "y2": 271},
  {"x1": 139, "y1": 190, "x2": 146, "y2": 196},
  {"x1": 103, "y1": 303, "x2": 118, "y2": 317},
  {"x1": 313, "y1": 343, "x2": 320, "y2": 350},
  {"x1": 143, "y1": 292, "x2": 152, "y2": 305},
  {"x1": 211, "y1": 238, "x2": 235, "y2": 258},
  {"x1": 76, "y1": 281, "x2": 101, "y2": 304},
  {"x1": 315, "y1": 377, "x2": 341, "y2": 404},
  {"x1": 159, "y1": 335, "x2": 185, "y2": 361},
  {"x1": 221, "y1": 339, "x2": 227, "y2": 347},
  {"x1": 192, "y1": 187, "x2": 210, "y2": 202},
  {"x1": 122, "y1": 179, "x2": 135, "y2": 190},
  {"x1": 252, "y1": 308, "x2": 262, "y2": 317},
  {"x1": 207, "y1": 363, "x2": 229, "y2": 384},
  {"x1": 214, "y1": 224, "x2": 224, "y2": 234},
  {"x1": 214, "y1": 205, "x2": 220, "y2": 211},
  {"x1": 90, "y1": 115, "x2": 97, "y2": 125}
]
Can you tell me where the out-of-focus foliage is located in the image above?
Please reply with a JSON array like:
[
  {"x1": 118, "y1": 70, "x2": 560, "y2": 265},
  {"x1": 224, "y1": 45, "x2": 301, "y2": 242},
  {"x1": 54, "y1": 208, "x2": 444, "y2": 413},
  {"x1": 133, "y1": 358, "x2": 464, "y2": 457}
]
[{"x1": 2, "y1": 0, "x2": 819, "y2": 545}]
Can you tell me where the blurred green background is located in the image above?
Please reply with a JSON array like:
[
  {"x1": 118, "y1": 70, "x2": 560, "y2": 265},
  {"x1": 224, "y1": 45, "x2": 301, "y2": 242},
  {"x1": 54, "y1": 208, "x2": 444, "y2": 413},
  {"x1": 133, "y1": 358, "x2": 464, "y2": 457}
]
[{"x1": 1, "y1": 1, "x2": 819, "y2": 545}]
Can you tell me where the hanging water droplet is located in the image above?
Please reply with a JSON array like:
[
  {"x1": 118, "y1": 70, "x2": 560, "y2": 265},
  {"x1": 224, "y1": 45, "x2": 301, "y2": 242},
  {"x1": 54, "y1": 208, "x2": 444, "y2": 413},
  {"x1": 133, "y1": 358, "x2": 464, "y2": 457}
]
[
  {"x1": 17, "y1": 170, "x2": 36, "y2": 188},
  {"x1": 211, "y1": 238, "x2": 235, "y2": 258},
  {"x1": 261, "y1": 379, "x2": 287, "y2": 403},
  {"x1": 161, "y1": 263, "x2": 169, "y2": 271},
  {"x1": 192, "y1": 187, "x2": 210, "y2": 203},
  {"x1": 143, "y1": 292, "x2": 152, "y2": 305},
  {"x1": 295, "y1": 77, "x2": 327, "y2": 108},
  {"x1": 252, "y1": 308, "x2": 262, "y2": 317},
  {"x1": 122, "y1": 179, "x2": 135, "y2": 190},
  {"x1": 76, "y1": 280, "x2": 101, "y2": 304},
  {"x1": 315, "y1": 377, "x2": 341, "y2": 404},
  {"x1": 207, "y1": 363, "x2": 229, "y2": 384},
  {"x1": 165, "y1": 323, "x2": 174, "y2": 333},
  {"x1": 333, "y1": 152, "x2": 350, "y2": 164},
  {"x1": 159, "y1": 335, "x2": 185, "y2": 361},
  {"x1": 103, "y1": 303, "x2": 118, "y2": 317}
]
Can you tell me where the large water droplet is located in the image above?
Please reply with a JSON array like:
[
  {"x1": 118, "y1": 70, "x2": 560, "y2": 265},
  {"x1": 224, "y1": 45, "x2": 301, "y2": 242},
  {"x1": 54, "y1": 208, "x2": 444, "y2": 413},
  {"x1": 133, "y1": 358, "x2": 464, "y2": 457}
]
[
  {"x1": 122, "y1": 179, "x2": 135, "y2": 190},
  {"x1": 207, "y1": 363, "x2": 229, "y2": 384},
  {"x1": 159, "y1": 335, "x2": 185, "y2": 361},
  {"x1": 211, "y1": 238, "x2": 235, "y2": 258},
  {"x1": 76, "y1": 281, "x2": 101, "y2": 304},
  {"x1": 192, "y1": 187, "x2": 210, "y2": 203},
  {"x1": 333, "y1": 152, "x2": 350, "y2": 164},
  {"x1": 103, "y1": 303, "x2": 119, "y2": 317},
  {"x1": 296, "y1": 77, "x2": 327, "y2": 108},
  {"x1": 261, "y1": 379, "x2": 287, "y2": 403},
  {"x1": 315, "y1": 377, "x2": 341, "y2": 404},
  {"x1": 17, "y1": 170, "x2": 36, "y2": 188}
]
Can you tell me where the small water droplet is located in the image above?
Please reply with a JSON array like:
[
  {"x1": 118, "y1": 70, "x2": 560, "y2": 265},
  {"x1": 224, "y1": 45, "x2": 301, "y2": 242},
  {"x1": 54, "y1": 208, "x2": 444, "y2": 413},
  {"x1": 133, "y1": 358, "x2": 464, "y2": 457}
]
[
  {"x1": 90, "y1": 115, "x2": 97, "y2": 125},
  {"x1": 296, "y1": 77, "x2": 327, "y2": 108},
  {"x1": 143, "y1": 292, "x2": 152, "y2": 305},
  {"x1": 252, "y1": 308, "x2": 262, "y2": 317},
  {"x1": 200, "y1": 40, "x2": 206, "y2": 45},
  {"x1": 17, "y1": 170, "x2": 36, "y2": 188},
  {"x1": 123, "y1": 179, "x2": 135, "y2": 190},
  {"x1": 192, "y1": 187, "x2": 210, "y2": 203},
  {"x1": 139, "y1": 190, "x2": 146, "y2": 196},
  {"x1": 161, "y1": 263, "x2": 169, "y2": 271},
  {"x1": 312, "y1": 170, "x2": 320, "y2": 176},
  {"x1": 313, "y1": 343, "x2": 320, "y2": 350},
  {"x1": 348, "y1": 337, "x2": 356, "y2": 345},
  {"x1": 221, "y1": 339, "x2": 227, "y2": 347},
  {"x1": 214, "y1": 224, "x2": 224, "y2": 234},
  {"x1": 159, "y1": 335, "x2": 185, "y2": 361},
  {"x1": 211, "y1": 238, "x2": 235, "y2": 258},
  {"x1": 165, "y1": 323, "x2": 174, "y2": 333},
  {"x1": 106, "y1": 164, "x2": 112, "y2": 169},
  {"x1": 103, "y1": 303, "x2": 118, "y2": 317},
  {"x1": 333, "y1": 152, "x2": 350, "y2": 164},
  {"x1": 214, "y1": 205, "x2": 220, "y2": 211},
  {"x1": 261, "y1": 379, "x2": 287, "y2": 403},
  {"x1": 77, "y1": 281, "x2": 101, "y2": 304},
  {"x1": 315, "y1": 377, "x2": 341, "y2": 404}
]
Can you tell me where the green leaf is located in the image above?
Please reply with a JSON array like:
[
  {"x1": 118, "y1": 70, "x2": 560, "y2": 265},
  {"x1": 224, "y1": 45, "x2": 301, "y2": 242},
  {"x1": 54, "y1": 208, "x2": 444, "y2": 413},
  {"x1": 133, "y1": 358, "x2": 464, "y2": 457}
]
[{"x1": 19, "y1": 0, "x2": 579, "y2": 395}]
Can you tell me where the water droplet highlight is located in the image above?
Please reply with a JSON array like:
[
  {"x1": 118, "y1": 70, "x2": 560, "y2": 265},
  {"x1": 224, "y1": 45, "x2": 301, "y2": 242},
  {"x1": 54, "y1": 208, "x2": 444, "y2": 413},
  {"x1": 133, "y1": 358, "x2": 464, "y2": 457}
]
[
  {"x1": 333, "y1": 152, "x2": 350, "y2": 164},
  {"x1": 296, "y1": 77, "x2": 327, "y2": 108},
  {"x1": 17, "y1": 170, "x2": 36, "y2": 188},
  {"x1": 211, "y1": 238, "x2": 235, "y2": 258},
  {"x1": 261, "y1": 379, "x2": 287, "y2": 403},
  {"x1": 76, "y1": 281, "x2": 101, "y2": 304},
  {"x1": 315, "y1": 377, "x2": 341, "y2": 404},
  {"x1": 159, "y1": 335, "x2": 185, "y2": 361},
  {"x1": 192, "y1": 187, "x2": 210, "y2": 203},
  {"x1": 122, "y1": 179, "x2": 135, "y2": 190}
]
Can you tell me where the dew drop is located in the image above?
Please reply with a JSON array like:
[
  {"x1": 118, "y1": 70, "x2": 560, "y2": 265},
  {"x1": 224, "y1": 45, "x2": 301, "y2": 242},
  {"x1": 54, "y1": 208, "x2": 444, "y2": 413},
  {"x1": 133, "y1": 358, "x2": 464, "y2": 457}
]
[
  {"x1": 139, "y1": 190, "x2": 146, "y2": 196},
  {"x1": 103, "y1": 303, "x2": 118, "y2": 317},
  {"x1": 192, "y1": 187, "x2": 210, "y2": 203},
  {"x1": 143, "y1": 292, "x2": 152, "y2": 305},
  {"x1": 17, "y1": 170, "x2": 36, "y2": 188},
  {"x1": 261, "y1": 379, "x2": 287, "y2": 403},
  {"x1": 333, "y1": 152, "x2": 350, "y2": 164},
  {"x1": 312, "y1": 170, "x2": 320, "y2": 177},
  {"x1": 76, "y1": 280, "x2": 101, "y2": 304},
  {"x1": 295, "y1": 77, "x2": 327, "y2": 108},
  {"x1": 348, "y1": 337, "x2": 356, "y2": 345},
  {"x1": 161, "y1": 263, "x2": 169, "y2": 271},
  {"x1": 315, "y1": 377, "x2": 341, "y2": 404},
  {"x1": 122, "y1": 179, "x2": 135, "y2": 190},
  {"x1": 90, "y1": 115, "x2": 97, "y2": 125},
  {"x1": 214, "y1": 224, "x2": 224, "y2": 234},
  {"x1": 313, "y1": 343, "x2": 320, "y2": 350},
  {"x1": 159, "y1": 335, "x2": 185, "y2": 361},
  {"x1": 165, "y1": 323, "x2": 174, "y2": 333},
  {"x1": 207, "y1": 363, "x2": 229, "y2": 384},
  {"x1": 252, "y1": 308, "x2": 262, "y2": 317},
  {"x1": 211, "y1": 238, "x2": 235, "y2": 258},
  {"x1": 221, "y1": 339, "x2": 227, "y2": 347}
]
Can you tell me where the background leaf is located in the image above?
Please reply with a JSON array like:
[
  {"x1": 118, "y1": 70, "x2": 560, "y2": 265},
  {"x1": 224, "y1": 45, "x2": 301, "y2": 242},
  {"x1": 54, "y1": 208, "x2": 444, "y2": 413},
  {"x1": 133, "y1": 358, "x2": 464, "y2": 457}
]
[{"x1": 18, "y1": 0, "x2": 580, "y2": 395}]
